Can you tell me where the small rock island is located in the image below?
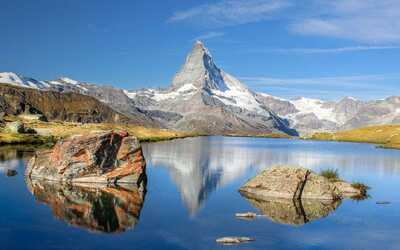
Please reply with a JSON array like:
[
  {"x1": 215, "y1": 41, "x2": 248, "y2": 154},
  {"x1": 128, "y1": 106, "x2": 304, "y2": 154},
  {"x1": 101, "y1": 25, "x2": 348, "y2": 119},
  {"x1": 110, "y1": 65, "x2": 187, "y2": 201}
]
[
  {"x1": 239, "y1": 166, "x2": 368, "y2": 226},
  {"x1": 25, "y1": 131, "x2": 147, "y2": 186}
]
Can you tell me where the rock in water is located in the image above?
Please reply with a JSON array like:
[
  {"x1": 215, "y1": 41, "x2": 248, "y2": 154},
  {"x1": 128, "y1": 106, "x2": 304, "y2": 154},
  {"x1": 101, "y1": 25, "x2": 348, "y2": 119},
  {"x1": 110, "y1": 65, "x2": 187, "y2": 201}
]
[
  {"x1": 25, "y1": 131, "x2": 146, "y2": 186},
  {"x1": 6, "y1": 169, "x2": 18, "y2": 177},
  {"x1": 239, "y1": 166, "x2": 364, "y2": 201},
  {"x1": 235, "y1": 212, "x2": 257, "y2": 219},
  {"x1": 216, "y1": 237, "x2": 255, "y2": 245}
]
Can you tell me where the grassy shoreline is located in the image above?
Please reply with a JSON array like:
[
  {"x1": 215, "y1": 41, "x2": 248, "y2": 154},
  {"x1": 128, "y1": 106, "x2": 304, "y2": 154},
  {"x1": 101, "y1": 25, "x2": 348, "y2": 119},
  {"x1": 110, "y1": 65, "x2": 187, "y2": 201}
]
[
  {"x1": 0, "y1": 118, "x2": 201, "y2": 147},
  {"x1": 1, "y1": 117, "x2": 400, "y2": 151},
  {"x1": 306, "y1": 125, "x2": 400, "y2": 150}
]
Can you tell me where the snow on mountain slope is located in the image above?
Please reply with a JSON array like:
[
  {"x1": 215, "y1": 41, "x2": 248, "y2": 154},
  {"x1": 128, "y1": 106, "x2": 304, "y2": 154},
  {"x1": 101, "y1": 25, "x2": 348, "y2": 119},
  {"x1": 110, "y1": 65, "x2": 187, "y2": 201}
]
[
  {"x1": 289, "y1": 97, "x2": 337, "y2": 123},
  {"x1": 0, "y1": 72, "x2": 50, "y2": 89}
]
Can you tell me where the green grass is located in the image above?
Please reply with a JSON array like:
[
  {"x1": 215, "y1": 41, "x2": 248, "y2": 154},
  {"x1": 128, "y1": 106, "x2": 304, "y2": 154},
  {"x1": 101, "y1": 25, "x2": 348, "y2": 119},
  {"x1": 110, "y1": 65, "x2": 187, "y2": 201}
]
[
  {"x1": 319, "y1": 168, "x2": 339, "y2": 181},
  {"x1": 0, "y1": 132, "x2": 56, "y2": 146}
]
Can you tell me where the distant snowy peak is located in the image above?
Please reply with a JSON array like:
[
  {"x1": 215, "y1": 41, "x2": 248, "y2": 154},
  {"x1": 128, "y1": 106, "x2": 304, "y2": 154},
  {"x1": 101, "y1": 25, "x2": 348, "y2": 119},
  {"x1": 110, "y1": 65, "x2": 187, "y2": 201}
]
[
  {"x1": 289, "y1": 97, "x2": 337, "y2": 123},
  {"x1": 0, "y1": 72, "x2": 50, "y2": 89}
]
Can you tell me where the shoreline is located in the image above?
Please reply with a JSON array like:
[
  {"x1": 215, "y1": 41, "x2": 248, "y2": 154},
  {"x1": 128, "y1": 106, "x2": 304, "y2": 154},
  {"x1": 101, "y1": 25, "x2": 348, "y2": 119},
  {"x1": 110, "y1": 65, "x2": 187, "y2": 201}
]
[{"x1": 1, "y1": 119, "x2": 399, "y2": 150}]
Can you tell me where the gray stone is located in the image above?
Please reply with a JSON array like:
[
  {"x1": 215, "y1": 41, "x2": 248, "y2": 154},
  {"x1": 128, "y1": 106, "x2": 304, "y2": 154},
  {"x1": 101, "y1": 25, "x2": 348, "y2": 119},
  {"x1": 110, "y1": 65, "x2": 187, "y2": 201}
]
[
  {"x1": 216, "y1": 237, "x2": 255, "y2": 245},
  {"x1": 239, "y1": 166, "x2": 364, "y2": 201}
]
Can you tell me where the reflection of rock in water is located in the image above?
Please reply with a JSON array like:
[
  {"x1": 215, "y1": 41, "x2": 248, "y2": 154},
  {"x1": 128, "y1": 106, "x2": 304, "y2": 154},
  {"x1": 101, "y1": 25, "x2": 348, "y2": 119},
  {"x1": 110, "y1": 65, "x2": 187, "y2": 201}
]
[
  {"x1": 26, "y1": 178, "x2": 146, "y2": 233},
  {"x1": 0, "y1": 145, "x2": 37, "y2": 161},
  {"x1": 240, "y1": 193, "x2": 341, "y2": 226}
]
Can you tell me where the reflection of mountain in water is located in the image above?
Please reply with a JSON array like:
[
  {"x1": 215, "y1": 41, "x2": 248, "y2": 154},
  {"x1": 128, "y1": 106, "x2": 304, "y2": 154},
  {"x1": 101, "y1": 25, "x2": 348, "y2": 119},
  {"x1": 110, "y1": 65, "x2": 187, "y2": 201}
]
[
  {"x1": 143, "y1": 137, "x2": 262, "y2": 215},
  {"x1": 143, "y1": 137, "x2": 400, "y2": 215},
  {"x1": 240, "y1": 192, "x2": 341, "y2": 226},
  {"x1": 26, "y1": 178, "x2": 146, "y2": 233}
]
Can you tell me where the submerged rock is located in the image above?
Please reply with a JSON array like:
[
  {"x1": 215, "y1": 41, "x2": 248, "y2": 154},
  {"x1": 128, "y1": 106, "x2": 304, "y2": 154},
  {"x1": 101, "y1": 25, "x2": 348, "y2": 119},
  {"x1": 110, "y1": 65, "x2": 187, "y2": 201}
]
[
  {"x1": 216, "y1": 237, "x2": 255, "y2": 245},
  {"x1": 6, "y1": 169, "x2": 17, "y2": 177},
  {"x1": 25, "y1": 131, "x2": 146, "y2": 186},
  {"x1": 26, "y1": 178, "x2": 146, "y2": 233},
  {"x1": 239, "y1": 166, "x2": 364, "y2": 201},
  {"x1": 240, "y1": 194, "x2": 341, "y2": 226}
]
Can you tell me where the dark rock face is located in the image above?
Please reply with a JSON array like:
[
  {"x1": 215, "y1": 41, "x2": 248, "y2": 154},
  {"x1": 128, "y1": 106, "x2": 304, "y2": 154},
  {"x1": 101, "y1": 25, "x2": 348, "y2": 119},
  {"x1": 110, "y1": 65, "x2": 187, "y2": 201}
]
[
  {"x1": 26, "y1": 131, "x2": 146, "y2": 186},
  {"x1": 26, "y1": 178, "x2": 146, "y2": 233},
  {"x1": 0, "y1": 84, "x2": 130, "y2": 124}
]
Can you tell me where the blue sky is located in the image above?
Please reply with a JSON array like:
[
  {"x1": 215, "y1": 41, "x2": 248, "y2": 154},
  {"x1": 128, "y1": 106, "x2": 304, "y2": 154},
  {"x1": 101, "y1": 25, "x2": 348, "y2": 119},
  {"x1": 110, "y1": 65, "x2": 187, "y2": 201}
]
[{"x1": 1, "y1": 0, "x2": 400, "y2": 100}]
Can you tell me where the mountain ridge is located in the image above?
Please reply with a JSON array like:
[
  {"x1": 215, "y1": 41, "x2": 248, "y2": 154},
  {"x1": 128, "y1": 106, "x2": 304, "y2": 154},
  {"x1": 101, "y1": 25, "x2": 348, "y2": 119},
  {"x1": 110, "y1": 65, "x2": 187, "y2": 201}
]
[{"x1": 1, "y1": 41, "x2": 399, "y2": 134}]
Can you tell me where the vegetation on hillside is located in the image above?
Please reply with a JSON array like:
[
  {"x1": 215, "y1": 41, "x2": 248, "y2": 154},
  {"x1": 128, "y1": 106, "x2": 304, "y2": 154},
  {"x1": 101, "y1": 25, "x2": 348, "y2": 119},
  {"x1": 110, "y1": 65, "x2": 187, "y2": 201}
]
[
  {"x1": 308, "y1": 125, "x2": 400, "y2": 149},
  {"x1": 0, "y1": 116, "x2": 200, "y2": 146}
]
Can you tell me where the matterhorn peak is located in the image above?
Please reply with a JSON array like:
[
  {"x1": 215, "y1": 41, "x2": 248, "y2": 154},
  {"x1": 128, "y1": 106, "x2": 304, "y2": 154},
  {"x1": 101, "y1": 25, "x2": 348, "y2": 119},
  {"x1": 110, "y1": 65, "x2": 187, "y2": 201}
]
[{"x1": 171, "y1": 41, "x2": 227, "y2": 91}]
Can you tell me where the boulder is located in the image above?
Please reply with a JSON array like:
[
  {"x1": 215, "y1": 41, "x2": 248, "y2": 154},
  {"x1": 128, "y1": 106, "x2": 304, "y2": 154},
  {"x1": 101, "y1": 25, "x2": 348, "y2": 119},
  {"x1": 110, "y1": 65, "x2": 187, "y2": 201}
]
[
  {"x1": 4, "y1": 121, "x2": 37, "y2": 134},
  {"x1": 25, "y1": 131, "x2": 146, "y2": 186},
  {"x1": 5, "y1": 121, "x2": 25, "y2": 134},
  {"x1": 239, "y1": 166, "x2": 364, "y2": 201},
  {"x1": 216, "y1": 237, "x2": 254, "y2": 245},
  {"x1": 6, "y1": 169, "x2": 18, "y2": 177}
]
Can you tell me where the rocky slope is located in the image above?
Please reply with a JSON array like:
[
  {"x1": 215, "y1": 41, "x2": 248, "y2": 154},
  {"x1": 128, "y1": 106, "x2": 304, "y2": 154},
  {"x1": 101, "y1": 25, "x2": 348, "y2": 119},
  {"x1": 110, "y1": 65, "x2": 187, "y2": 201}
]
[
  {"x1": 0, "y1": 73, "x2": 160, "y2": 127},
  {"x1": 257, "y1": 95, "x2": 400, "y2": 134},
  {"x1": 0, "y1": 84, "x2": 130, "y2": 124}
]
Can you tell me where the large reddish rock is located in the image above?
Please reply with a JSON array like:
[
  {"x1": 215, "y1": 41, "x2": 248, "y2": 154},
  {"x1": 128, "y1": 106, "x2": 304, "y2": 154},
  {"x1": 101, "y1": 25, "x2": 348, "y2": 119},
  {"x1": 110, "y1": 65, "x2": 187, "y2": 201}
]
[{"x1": 25, "y1": 131, "x2": 146, "y2": 186}]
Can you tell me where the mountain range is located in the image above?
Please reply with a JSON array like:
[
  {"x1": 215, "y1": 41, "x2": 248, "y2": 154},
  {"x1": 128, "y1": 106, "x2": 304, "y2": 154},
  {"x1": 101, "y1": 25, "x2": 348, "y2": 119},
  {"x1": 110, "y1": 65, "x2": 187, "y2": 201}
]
[{"x1": 1, "y1": 41, "x2": 399, "y2": 135}]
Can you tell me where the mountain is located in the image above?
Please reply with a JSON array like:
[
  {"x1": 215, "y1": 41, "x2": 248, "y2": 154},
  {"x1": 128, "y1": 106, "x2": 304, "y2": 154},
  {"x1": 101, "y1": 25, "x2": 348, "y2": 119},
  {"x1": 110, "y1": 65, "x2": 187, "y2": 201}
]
[
  {"x1": 128, "y1": 41, "x2": 297, "y2": 135},
  {"x1": 0, "y1": 73, "x2": 160, "y2": 127},
  {"x1": 0, "y1": 83, "x2": 131, "y2": 124},
  {"x1": 1, "y1": 41, "x2": 399, "y2": 134},
  {"x1": 258, "y1": 95, "x2": 400, "y2": 134}
]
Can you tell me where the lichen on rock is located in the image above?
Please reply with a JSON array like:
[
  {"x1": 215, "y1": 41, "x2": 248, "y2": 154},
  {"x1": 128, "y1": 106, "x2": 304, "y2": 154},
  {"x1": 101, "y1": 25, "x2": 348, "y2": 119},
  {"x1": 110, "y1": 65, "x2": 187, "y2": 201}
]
[{"x1": 25, "y1": 130, "x2": 146, "y2": 186}]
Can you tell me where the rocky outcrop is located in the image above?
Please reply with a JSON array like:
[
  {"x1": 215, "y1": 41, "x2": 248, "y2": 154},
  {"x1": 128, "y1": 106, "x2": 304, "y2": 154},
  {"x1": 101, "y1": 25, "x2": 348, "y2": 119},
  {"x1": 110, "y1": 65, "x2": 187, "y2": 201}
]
[
  {"x1": 239, "y1": 166, "x2": 365, "y2": 226},
  {"x1": 239, "y1": 166, "x2": 364, "y2": 201},
  {"x1": 26, "y1": 178, "x2": 146, "y2": 233},
  {"x1": 25, "y1": 131, "x2": 146, "y2": 186}
]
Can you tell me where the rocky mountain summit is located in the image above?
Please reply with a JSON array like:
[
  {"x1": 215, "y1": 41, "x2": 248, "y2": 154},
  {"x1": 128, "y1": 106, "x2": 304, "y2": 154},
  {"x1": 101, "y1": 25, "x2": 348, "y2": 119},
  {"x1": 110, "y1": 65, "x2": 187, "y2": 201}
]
[{"x1": 128, "y1": 41, "x2": 296, "y2": 135}]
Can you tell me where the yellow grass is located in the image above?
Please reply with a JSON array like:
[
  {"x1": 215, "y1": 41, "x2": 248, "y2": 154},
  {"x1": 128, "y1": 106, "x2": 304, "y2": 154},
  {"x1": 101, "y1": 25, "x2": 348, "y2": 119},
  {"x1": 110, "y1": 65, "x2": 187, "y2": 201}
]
[
  {"x1": 308, "y1": 125, "x2": 400, "y2": 149},
  {"x1": 22, "y1": 120, "x2": 198, "y2": 142}
]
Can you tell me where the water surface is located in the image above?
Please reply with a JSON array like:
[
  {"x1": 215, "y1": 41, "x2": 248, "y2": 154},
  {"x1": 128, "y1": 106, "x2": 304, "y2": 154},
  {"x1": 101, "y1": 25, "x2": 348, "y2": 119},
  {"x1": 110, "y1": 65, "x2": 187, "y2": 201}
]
[{"x1": 1, "y1": 137, "x2": 400, "y2": 250}]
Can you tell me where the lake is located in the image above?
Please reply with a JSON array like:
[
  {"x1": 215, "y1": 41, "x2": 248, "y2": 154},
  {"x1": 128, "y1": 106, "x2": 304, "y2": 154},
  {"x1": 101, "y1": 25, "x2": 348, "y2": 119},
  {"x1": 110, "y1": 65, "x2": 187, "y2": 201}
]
[{"x1": 1, "y1": 137, "x2": 400, "y2": 250}]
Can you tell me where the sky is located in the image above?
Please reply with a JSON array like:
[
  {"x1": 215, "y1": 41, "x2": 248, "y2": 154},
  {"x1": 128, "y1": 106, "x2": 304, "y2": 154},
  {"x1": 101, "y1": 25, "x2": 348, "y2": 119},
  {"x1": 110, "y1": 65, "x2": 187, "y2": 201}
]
[{"x1": 1, "y1": 0, "x2": 400, "y2": 100}]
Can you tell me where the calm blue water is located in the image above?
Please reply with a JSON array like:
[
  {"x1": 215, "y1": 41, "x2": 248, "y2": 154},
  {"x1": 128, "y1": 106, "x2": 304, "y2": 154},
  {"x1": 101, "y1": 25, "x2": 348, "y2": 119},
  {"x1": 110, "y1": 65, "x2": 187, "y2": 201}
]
[{"x1": 1, "y1": 137, "x2": 400, "y2": 250}]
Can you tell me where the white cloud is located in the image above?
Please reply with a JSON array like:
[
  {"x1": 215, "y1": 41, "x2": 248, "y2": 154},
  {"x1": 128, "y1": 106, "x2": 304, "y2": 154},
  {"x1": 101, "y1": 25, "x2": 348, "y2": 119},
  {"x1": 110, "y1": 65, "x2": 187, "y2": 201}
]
[
  {"x1": 168, "y1": 0, "x2": 291, "y2": 27},
  {"x1": 170, "y1": 0, "x2": 400, "y2": 44},
  {"x1": 193, "y1": 32, "x2": 225, "y2": 41},
  {"x1": 290, "y1": 0, "x2": 400, "y2": 44},
  {"x1": 252, "y1": 46, "x2": 400, "y2": 54},
  {"x1": 240, "y1": 74, "x2": 400, "y2": 87}
]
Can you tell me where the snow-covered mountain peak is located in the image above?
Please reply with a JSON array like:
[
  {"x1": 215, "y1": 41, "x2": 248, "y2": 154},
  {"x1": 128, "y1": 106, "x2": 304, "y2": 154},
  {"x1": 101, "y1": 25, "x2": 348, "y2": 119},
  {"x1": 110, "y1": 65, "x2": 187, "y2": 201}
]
[
  {"x1": 0, "y1": 72, "x2": 49, "y2": 89},
  {"x1": 57, "y1": 77, "x2": 81, "y2": 85},
  {"x1": 171, "y1": 41, "x2": 228, "y2": 92}
]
